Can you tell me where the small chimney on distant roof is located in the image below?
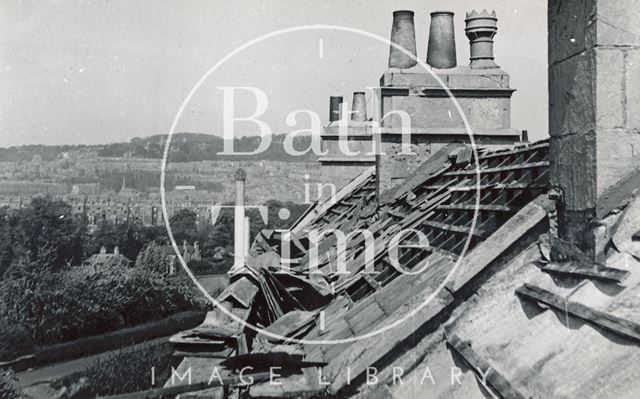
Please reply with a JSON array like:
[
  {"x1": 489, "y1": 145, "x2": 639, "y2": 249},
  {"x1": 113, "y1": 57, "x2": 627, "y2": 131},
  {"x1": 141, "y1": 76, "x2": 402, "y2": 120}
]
[
  {"x1": 426, "y1": 11, "x2": 457, "y2": 69},
  {"x1": 100, "y1": 246, "x2": 106, "y2": 254},
  {"x1": 329, "y1": 96, "x2": 343, "y2": 122},
  {"x1": 351, "y1": 92, "x2": 367, "y2": 122},
  {"x1": 113, "y1": 246, "x2": 119, "y2": 256}
]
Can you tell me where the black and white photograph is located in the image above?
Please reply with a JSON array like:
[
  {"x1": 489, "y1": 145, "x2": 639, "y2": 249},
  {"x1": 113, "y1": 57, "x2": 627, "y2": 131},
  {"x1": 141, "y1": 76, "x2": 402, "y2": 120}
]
[{"x1": 1, "y1": 1, "x2": 639, "y2": 398}]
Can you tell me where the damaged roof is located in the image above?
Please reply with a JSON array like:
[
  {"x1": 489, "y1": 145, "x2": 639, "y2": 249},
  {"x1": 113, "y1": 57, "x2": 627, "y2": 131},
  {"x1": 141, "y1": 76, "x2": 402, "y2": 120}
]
[{"x1": 114, "y1": 139, "x2": 640, "y2": 399}]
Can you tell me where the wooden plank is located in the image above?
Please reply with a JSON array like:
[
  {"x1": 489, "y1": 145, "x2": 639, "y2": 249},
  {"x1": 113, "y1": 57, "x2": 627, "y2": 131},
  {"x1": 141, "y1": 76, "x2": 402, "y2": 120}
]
[
  {"x1": 444, "y1": 161, "x2": 549, "y2": 176},
  {"x1": 292, "y1": 166, "x2": 375, "y2": 233},
  {"x1": 446, "y1": 333, "x2": 526, "y2": 399},
  {"x1": 449, "y1": 183, "x2": 547, "y2": 192},
  {"x1": 540, "y1": 262, "x2": 629, "y2": 283},
  {"x1": 263, "y1": 310, "x2": 317, "y2": 340},
  {"x1": 515, "y1": 283, "x2": 640, "y2": 344},
  {"x1": 374, "y1": 255, "x2": 452, "y2": 316},
  {"x1": 446, "y1": 194, "x2": 553, "y2": 293},
  {"x1": 218, "y1": 277, "x2": 259, "y2": 309},
  {"x1": 326, "y1": 289, "x2": 453, "y2": 395},
  {"x1": 548, "y1": 236, "x2": 630, "y2": 283},
  {"x1": 437, "y1": 204, "x2": 515, "y2": 212},
  {"x1": 421, "y1": 219, "x2": 488, "y2": 238},
  {"x1": 478, "y1": 141, "x2": 548, "y2": 161},
  {"x1": 344, "y1": 297, "x2": 387, "y2": 335}
]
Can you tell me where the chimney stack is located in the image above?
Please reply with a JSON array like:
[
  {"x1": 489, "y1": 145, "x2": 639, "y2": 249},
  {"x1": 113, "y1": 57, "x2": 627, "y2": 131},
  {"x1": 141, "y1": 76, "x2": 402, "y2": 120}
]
[
  {"x1": 232, "y1": 168, "x2": 246, "y2": 272},
  {"x1": 465, "y1": 10, "x2": 499, "y2": 69},
  {"x1": 388, "y1": 10, "x2": 418, "y2": 69},
  {"x1": 426, "y1": 11, "x2": 457, "y2": 69},
  {"x1": 329, "y1": 96, "x2": 343, "y2": 122},
  {"x1": 351, "y1": 92, "x2": 367, "y2": 122}
]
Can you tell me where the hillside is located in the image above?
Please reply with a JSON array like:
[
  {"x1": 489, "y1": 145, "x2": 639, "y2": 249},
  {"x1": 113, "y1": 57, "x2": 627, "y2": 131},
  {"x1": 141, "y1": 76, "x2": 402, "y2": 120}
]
[{"x1": 0, "y1": 133, "x2": 319, "y2": 163}]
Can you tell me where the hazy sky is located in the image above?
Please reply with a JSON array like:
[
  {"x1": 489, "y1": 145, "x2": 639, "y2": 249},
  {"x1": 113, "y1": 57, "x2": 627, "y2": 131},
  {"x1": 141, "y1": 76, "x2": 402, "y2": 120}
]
[{"x1": 0, "y1": 0, "x2": 548, "y2": 147}]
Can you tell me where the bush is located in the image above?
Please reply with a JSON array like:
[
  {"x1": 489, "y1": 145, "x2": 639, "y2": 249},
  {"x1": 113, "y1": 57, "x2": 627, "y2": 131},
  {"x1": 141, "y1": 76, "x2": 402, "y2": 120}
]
[
  {"x1": 0, "y1": 370, "x2": 22, "y2": 399},
  {"x1": 54, "y1": 342, "x2": 180, "y2": 398},
  {"x1": 0, "y1": 264, "x2": 207, "y2": 354},
  {"x1": 0, "y1": 318, "x2": 34, "y2": 362}
]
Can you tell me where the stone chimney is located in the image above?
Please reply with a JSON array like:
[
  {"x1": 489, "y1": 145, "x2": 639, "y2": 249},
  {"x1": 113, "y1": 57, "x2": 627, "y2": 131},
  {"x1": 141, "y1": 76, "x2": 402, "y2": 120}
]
[
  {"x1": 232, "y1": 168, "x2": 246, "y2": 272},
  {"x1": 100, "y1": 245, "x2": 106, "y2": 254},
  {"x1": 426, "y1": 11, "x2": 457, "y2": 69},
  {"x1": 319, "y1": 93, "x2": 376, "y2": 186},
  {"x1": 329, "y1": 96, "x2": 343, "y2": 122},
  {"x1": 465, "y1": 10, "x2": 499, "y2": 69},
  {"x1": 388, "y1": 10, "x2": 418, "y2": 69},
  {"x1": 549, "y1": 0, "x2": 640, "y2": 257},
  {"x1": 113, "y1": 246, "x2": 119, "y2": 256},
  {"x1": 376, "y1": 9, "x2": 519, "y2": 192}
]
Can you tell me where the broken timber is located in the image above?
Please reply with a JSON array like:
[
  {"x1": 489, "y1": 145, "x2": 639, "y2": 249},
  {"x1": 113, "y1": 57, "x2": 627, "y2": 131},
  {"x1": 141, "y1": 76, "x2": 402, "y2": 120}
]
[
  {"x1": 545, "y1": 236, "x2": 630, "y2": 283},
  {"x1": 516, "y1": 284, "x2": 640, "y2": 344},
  {"x1": 445, "y1": 332, "x2": 526, "y2": 399},
  {"x1": 446, "y1": 194, "x2": 554, "y2": 293}
]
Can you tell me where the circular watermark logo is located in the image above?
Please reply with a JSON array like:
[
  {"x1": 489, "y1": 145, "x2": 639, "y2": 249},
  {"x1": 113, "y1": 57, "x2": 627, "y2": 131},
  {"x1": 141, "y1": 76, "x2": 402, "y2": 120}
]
[{"x1": 161, "y1": 24, "x2": 481, "y2": 345}]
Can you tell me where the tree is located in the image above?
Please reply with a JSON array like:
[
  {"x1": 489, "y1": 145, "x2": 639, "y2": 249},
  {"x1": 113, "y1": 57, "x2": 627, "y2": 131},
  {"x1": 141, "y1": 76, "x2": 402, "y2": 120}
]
[
  {"x1": 0, "y1": 197, "x2": 87, "y2": 274},
  {"x1": 135, "y1": 241, "x2": 168, "y2": 274},
  {"x1": 169, "y1": 209, "x2": 198, "y2": 243}
]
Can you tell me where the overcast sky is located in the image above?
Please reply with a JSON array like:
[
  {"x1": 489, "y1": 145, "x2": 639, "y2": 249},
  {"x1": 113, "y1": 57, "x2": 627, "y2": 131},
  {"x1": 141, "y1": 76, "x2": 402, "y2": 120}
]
[{"x1": 0, "y1": 0, "x2": 548, "y2": 147}]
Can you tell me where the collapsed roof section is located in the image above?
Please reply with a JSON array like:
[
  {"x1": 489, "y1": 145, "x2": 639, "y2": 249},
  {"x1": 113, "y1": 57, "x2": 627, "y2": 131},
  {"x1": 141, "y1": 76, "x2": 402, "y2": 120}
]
[{"x1": 154, "y1": 139, "x2": 622, "y2": 399}]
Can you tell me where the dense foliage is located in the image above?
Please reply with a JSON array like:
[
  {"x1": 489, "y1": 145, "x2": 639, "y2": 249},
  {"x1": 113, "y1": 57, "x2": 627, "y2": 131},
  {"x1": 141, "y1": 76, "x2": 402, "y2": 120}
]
[
  {"x1": 0, "y1": 196, "x2": 306, "y2": 361},
  {"x1": 54, "y1": 342, "x2": 180, "y2": 398},
  {"x1": 0, "y1": 264, "x2": 205, "y2": 359},
  {"x1": 0, "y1": 196, "x2": 86, "y2": 276},
  {"x1": 135, "y1": 241, "x2": 169, "y2": 274},
  {"x1": 0, "y1": 370, "x2": 22, "y2": 399}
]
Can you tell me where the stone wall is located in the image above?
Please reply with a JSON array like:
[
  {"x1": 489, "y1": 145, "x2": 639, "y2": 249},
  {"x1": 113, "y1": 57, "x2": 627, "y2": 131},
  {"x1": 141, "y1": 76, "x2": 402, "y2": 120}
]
[{"x1": 549, "y1": 0, "x2": 640, "y2": 250}]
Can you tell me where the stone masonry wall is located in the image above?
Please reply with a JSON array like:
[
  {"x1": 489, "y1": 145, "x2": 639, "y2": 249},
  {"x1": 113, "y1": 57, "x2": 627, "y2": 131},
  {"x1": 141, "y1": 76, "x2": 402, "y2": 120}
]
[{"x1": 549, "y1": 0, "x2": 640, "y2": 249}]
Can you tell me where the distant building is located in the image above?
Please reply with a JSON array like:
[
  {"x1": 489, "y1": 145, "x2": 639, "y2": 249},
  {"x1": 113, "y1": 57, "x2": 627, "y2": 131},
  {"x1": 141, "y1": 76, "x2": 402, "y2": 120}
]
[
  {"x1": 161, "y1": 241, "x2": 201, "y2": 275},
  {"x1": 71, "y1": 183, "x2": 100, "y2": 195},
  {"x1": 83, "y1": 246, "x2": 132, "y2": 268}
]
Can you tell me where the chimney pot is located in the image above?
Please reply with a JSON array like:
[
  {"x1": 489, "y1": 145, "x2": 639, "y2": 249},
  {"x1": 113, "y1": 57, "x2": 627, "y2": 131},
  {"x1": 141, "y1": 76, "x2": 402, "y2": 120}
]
[
  {"x1": 427, "y1": 11, "x2": 457, "y2": 69},
  {"x1": 329, "y1": 96, "x2": 343, "y2": 122},
  {"x1": 465, "y1": 10, "x2": 499, "y2": 69},
  {"x1": 234, "y1": 168, "x2": 246, "y2": 181},
  {"x1": 388, "y1": 10, "x2": 418, "y2": 69},
  {"x1": 351, "y1": 92, "x2": 367, "y2": 122}
]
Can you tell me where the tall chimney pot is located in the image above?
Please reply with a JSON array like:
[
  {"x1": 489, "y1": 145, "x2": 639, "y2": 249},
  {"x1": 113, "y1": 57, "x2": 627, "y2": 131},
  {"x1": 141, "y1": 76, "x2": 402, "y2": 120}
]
[
  {"x1": 232, "y1": 168, "x2": 246, "y2": 272},
  {"x1": 351, "y1": 92, "x2": 367, "y2": 122},
  {"x1": 388, "y1": 10, "x2": 418, "y2": 69},
  {"x1": 329, "y1": 96, "x2": 343, "y2": 122},
  {"x1": 465, "y1": 10, "x2": 499, "y2": 69},
  {"x1": 426, "y1": 11, "x2": 457, "y2": 69}
]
